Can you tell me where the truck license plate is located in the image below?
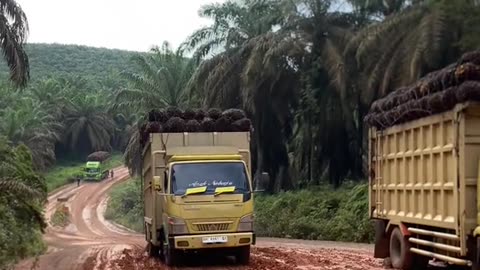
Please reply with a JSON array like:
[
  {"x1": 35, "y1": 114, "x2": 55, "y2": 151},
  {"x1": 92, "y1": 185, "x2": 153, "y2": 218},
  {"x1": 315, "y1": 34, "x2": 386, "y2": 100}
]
[{"x1": 202, "y1": 236, "x2": 228, "y2": 244}]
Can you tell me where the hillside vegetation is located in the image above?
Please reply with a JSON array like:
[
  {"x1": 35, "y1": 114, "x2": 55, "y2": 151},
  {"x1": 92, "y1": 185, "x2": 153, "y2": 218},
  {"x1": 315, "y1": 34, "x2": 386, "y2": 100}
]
[{"x1": 0, "y1": 43, "x2": 140, "y2": 87}]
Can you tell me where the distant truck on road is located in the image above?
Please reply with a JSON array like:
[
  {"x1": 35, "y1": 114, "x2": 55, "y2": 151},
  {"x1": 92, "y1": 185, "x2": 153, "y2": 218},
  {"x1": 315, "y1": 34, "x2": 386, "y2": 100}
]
[
  {"x1": 142, "y1": 129, "x2": 265, "y2": 266},
  {"x1": 83, "y1": 151, "x2": 110, "y2": 181}
]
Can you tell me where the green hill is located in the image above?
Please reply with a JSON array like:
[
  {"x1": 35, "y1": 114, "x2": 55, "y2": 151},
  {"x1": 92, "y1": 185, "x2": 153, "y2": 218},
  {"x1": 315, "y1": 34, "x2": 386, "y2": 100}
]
[{"x1": 0, "y1": 43, "x2": 142, "y2": 86}]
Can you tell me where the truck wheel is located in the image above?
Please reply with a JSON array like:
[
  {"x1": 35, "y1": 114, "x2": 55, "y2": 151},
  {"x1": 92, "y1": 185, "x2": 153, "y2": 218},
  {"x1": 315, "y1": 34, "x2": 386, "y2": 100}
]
[
  {"x1": 164, "y1": 245, "x2": 178, "y2": 266},
  {"x1": 390, "y1": 227, "x2": 413, "y2": 269},
  {"x1": 236, "y1": 246, "x2": 250, "y2": 265},
  {"x1": 147, "y1": 242, "x2": 160, "y2": 258},
  {"x1": 470, "y1": 237, "x2": 480, "y2": 270}
]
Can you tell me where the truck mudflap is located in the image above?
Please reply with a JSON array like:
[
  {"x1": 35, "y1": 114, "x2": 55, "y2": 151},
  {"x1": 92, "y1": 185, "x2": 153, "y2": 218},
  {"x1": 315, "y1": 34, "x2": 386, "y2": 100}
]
[{"x1": 170, "y1": 232, "x2": 254, "y2": 249}]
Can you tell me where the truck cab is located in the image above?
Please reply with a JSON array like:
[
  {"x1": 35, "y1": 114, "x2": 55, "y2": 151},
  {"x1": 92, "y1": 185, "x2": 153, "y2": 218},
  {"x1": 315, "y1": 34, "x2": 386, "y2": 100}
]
[
  {"x1": 83, "y1": 161, "x2": 107, "y2": 181},
  {"x1": 142, "y1": 132, "x2": 261, "y2": 266}
]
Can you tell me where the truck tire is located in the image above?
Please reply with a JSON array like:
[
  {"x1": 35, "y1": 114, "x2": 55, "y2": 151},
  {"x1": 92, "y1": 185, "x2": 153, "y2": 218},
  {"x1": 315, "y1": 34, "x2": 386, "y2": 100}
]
[
  {"x1": 470, "y1": 237, "x2": 480, "y2": 270},
  {"x1": 164, "y1": 245, "x2": 178, "y2": 266},
  {"x1": 147, "y1": 242, "x2": 160, "y2": 258},
  {"x1": 236, "y1": 245, "x2": 251, "y2": 265},
  {"x1": 390, "y1": 227, "x2": 413, "y2": 269}
]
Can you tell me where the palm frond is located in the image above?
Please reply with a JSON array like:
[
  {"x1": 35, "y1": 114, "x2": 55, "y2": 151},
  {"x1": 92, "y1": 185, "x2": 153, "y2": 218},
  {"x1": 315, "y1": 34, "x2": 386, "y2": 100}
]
[{"x1": 0, "y1": 178, "x2": 42, "y2": 198}]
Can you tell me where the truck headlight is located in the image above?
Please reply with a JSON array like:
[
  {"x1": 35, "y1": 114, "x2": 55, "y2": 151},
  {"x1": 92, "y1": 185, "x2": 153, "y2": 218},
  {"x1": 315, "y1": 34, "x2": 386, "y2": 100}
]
[
  {"x1": 238, "y1": 214, "x2": 253, "y2": 232},
  {"x1": 168, "y1": 216, "x2": 188, "y2": 235}
]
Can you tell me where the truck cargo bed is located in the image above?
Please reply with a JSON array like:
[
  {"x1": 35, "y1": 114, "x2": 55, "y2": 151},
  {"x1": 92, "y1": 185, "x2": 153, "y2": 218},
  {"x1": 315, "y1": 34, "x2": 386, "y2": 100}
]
[{"x1": 369, "y1": 102, "x2": 480, "y2": 256}]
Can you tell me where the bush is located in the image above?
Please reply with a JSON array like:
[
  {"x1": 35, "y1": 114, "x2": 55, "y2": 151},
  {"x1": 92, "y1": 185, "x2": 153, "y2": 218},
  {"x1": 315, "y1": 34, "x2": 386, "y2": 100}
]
[
  {"x1": 50, "y1": 205, "x2": 70, "y2": 227},
  {"x1": 254, "y1": 184, "x2": 374, "y2": 243},
  {"x1": 104, "y1": 180, "x2": 373, "y2": 243},
  {"x1": 105, "y1": 179, "x2": 144, "y2": 233}
]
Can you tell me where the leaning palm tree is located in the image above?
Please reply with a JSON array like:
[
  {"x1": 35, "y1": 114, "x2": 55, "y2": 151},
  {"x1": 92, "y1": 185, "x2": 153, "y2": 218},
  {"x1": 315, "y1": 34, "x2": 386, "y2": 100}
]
[{"x1": 0, "y1": 0, "x2": 30, "y2": 87}]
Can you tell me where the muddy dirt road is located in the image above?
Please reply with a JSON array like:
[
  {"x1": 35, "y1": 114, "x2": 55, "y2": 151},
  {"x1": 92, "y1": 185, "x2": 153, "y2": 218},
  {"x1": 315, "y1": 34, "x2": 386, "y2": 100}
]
[{"x1": 15, "y1": 167, "x2": 384, "y2": 270}]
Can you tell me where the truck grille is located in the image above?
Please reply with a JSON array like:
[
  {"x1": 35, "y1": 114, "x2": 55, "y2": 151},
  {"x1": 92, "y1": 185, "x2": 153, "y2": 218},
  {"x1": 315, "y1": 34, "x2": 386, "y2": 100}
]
[{"x1": 194, "y1": 222, "x2": 231, "y2": 231}]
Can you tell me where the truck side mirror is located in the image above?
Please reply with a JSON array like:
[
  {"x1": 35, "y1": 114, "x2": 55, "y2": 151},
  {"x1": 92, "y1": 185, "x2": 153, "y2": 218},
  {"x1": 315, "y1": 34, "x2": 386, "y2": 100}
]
[{"x1": 254, "y1": 172, "x2": 269, "y2": 193}]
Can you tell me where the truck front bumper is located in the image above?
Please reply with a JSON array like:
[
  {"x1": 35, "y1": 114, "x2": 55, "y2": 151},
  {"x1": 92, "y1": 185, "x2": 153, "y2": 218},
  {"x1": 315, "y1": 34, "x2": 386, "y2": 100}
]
[{"x1": 171, "y1": 232, "x2": 254, "y2": 249}]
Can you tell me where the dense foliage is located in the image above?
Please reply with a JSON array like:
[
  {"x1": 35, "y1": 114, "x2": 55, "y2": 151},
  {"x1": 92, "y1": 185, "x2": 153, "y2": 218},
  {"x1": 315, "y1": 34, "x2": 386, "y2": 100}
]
[
  {"x1": 255, "y1": 184, "x2": 373, "y2": 242},
  {"x1": 0, "y1": 138, "x2": 47, "y2": 268}
]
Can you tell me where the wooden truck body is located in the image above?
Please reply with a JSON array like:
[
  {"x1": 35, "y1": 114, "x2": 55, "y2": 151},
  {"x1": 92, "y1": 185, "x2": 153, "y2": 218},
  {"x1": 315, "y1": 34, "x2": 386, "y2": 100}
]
[{"x1": 369, "y1": 102, "x2": 480, "y2": 268}]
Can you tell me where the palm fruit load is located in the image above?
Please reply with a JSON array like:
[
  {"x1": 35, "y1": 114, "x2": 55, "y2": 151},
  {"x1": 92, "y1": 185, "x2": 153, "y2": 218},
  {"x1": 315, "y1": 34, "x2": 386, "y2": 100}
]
[
  {"x1": 140, "y1": 107, "x2": 252, "y2": 147},
  {"x1": 86, "y1": 151, "x2": 111, "y2": 162},
  {"x1": 365, "y1": 51, "x2": 480, "y2": 129}
]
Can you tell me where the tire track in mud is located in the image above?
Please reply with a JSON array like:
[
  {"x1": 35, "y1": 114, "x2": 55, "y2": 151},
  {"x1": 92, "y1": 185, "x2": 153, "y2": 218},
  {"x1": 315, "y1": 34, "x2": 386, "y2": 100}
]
[{"x1": 15, "y1": 166, "x2": 386, "y2": 270}]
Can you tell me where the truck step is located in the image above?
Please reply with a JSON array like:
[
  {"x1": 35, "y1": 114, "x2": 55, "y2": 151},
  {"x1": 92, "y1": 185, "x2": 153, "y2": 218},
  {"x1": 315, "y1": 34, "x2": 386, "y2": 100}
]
[
  {"x1": 410, "y1": 248, "x2": 471, "y2": 266},
  {"x1": 409, "y1": 237, "x2": 461, "y2": 253},
  {"x1": 407, "y1": 227, "x2": 459, "y2": 241}
]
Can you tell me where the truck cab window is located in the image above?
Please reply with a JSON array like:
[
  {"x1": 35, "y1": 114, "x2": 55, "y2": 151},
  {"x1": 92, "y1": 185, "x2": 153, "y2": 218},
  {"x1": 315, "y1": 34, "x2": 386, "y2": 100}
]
[{"x1": 170, "y1": 162, "x2": 249, "y2": 195}]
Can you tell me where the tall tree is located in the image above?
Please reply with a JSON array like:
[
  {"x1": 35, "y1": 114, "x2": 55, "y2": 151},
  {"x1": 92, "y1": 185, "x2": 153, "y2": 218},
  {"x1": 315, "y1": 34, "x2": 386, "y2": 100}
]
[
  {"x1": 0, "y1": 0, "x2": 30, "y2": 87},
  {"x1": 0, "y1": 97, "x2": 62, "y2": 170},
  {"x1": 115, "y1": 42, "x2": 196, "y2": 112},
  {"x1": 118, "y1": 43, "x2": 195, "y2": 174},
  {"x1": 62, "y1": 94, "x2": 114, "y2": 154},
  {"x1": 0, "y1": 137, "x2": 47, "y2": 267}
]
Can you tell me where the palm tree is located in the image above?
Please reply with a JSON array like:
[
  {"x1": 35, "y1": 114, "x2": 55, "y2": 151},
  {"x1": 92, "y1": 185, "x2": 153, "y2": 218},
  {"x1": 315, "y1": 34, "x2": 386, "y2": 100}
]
[
  {"x1": 0, "y1": 98, "x2": 62, "y2": 170},
  {"x1": 0, "y1": 137, "x2": 47, "y2": 241},
  {"x1": 319, "y1": 0, "x2": 480, "y2": 181},
  {"x1": 123, "y1": 123, "x2": 142, "y2": 176},
  {"x1": 186, "y1": 0, "x2": 368, "y2": 189},
  {"x1": 115, "y1": 42, "x2": 196, "y2": 112},
  {"x1": 63, "y1": 94, "x2": 114, "y2": 153},
  {"x1": 0, "y1": 0, "x2": 30, "y2": 87},
  {"x1": 117, "y1": 43, "x2": 197, "y2": 175}
]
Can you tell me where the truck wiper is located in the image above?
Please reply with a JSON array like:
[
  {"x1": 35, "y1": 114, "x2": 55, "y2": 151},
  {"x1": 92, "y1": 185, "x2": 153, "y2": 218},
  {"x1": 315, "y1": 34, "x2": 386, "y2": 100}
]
[
  {"x1": 214, "y1": 186, "x2": 236, "y2": 196},
  {"x1": 181, "y1": 186, "x2": 207, "y2": 198}
]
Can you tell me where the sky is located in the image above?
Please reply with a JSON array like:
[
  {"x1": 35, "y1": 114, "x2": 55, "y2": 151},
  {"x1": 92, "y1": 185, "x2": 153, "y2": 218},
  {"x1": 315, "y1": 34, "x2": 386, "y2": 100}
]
[{"x1": 17, "y1": 0, "x2": 224, "y2": 52}]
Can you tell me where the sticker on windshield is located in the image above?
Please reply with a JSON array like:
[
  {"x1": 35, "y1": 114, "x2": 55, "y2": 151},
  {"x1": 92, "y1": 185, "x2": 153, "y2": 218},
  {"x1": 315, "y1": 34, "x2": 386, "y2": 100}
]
[{"x1": 188, "y1": 180, "x2": 234, "y2": 187}]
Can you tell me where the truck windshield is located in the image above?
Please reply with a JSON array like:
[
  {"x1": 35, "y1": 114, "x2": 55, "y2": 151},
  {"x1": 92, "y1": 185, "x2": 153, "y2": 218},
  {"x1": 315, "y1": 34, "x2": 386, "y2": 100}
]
[
  {"x1": 86, "y1": 168, "x2": 99, "y2": 173},
  {"x1": 171, "y1": 162, "x2": 249, "y2": 195}
]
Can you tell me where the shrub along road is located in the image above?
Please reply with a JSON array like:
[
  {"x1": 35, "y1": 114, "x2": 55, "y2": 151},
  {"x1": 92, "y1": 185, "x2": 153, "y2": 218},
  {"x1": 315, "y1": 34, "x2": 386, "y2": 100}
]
[{"x1": 14, "y1": 167, "x2": 389, "y2": 269}]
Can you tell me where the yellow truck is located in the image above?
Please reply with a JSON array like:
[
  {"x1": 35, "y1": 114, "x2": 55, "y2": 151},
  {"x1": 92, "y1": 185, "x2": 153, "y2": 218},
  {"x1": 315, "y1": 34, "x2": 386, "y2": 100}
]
[
  {"x1": 369, "y1": 102, "x2": 480, "y2": 269},
  {"x1": 142, "y1": 131, "x2": 264, "y2": 266}
]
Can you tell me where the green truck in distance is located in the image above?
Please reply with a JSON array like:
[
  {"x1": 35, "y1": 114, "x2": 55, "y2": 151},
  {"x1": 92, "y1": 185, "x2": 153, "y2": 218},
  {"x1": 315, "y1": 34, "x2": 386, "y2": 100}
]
[
  {"x1": 83, "y1": 151, "x2": 111, "y2": 181},
  {"x1": 83, "y1": 161, "x2": 109, "y2": 181}
]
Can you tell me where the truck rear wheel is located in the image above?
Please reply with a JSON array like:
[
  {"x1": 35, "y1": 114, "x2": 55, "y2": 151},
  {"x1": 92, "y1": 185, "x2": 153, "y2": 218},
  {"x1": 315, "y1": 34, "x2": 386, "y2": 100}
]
[
  {"x1": 147, "y1": 242, "x2": 160, "y2": 258},
  {"x1": 390, "y1": 227, "x2": 413, "y2": 269},
  {"x1": 235, "y1": 245, "x2": 250, "y2": 265}
]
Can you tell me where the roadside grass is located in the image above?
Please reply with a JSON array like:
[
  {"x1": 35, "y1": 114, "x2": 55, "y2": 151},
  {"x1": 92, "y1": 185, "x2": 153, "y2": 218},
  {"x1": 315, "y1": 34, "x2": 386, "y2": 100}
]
[
  {"x1": 254, "y1": 183, "x2": 374, "y2": 243},
  {"x1": 105, "y1": 179, "x2": 374, "y2": 243},
  {"x1": 104, "y1": 178, "x2": 144, "y2": 233},
  {"x1": 44, "y1": 153, "x2": 123, "y2": 192}
]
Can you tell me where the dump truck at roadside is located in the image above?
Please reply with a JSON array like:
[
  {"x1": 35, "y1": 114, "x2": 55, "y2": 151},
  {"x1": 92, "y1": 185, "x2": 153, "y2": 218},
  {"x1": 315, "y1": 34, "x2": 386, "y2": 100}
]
[{"x1": 367, "y1": 51, "x2": 480, "y2": 269}]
